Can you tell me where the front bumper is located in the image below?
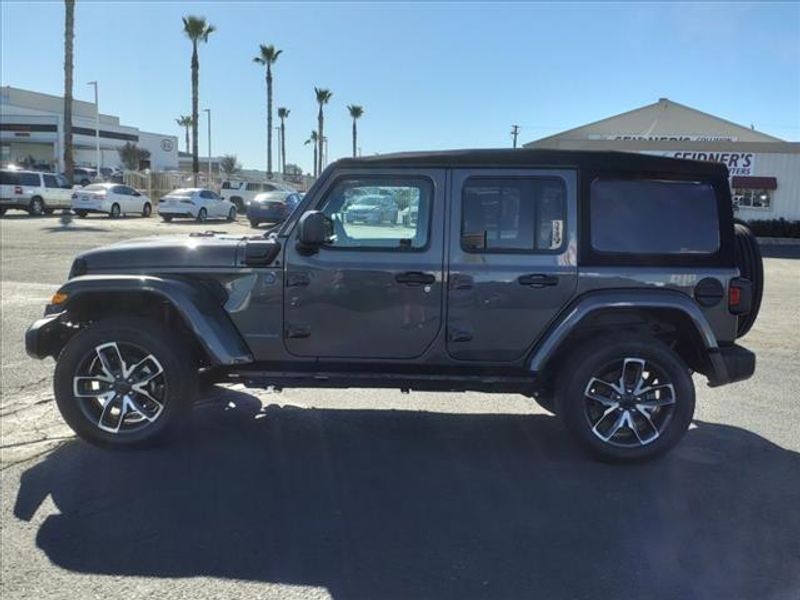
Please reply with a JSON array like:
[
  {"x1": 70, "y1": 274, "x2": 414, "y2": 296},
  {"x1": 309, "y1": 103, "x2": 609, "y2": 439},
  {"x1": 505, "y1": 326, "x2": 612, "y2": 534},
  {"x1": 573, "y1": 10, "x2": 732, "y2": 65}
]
[
  {"x1": 707, "y1": 344, "x2": 756, "y2": 387},
  {"x1": 25, "y1": 313, "x2": 66, "y2": 359}
]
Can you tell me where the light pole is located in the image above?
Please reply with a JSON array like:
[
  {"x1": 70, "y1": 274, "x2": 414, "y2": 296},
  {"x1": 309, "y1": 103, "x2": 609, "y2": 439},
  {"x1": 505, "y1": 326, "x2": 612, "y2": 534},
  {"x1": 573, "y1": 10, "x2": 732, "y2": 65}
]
[
  {"x1": 87, "y1": 81, "x2": 100, "y2": 177},
  {"x1": 274, "y1": 126, "x2": 282, "y2": 179},
  {"x1": 323, "y1": 136, "x2": 329, "y2": 169},
  {"x1": 203, "y1": 108, "x2": 211, "y2": 184}
]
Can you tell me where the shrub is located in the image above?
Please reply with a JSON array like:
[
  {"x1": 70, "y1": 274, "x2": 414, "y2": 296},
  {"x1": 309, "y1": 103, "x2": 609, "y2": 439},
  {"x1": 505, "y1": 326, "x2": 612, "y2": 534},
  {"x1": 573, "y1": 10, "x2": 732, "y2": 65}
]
[{"x1": 745, "y1": 218, "x2": 800, "y2": 238}]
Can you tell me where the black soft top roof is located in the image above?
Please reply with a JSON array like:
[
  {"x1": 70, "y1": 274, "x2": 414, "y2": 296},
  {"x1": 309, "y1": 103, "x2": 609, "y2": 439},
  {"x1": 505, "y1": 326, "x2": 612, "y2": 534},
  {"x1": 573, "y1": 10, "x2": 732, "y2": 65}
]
[{"x1": 334, "y1": 148, "x2": 729, "y2": 178}]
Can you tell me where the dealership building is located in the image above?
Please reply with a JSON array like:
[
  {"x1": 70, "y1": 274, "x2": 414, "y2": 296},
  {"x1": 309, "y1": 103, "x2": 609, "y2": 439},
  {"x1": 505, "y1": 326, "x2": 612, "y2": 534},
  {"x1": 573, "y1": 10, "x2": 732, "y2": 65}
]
[
  {"x1": 525, "y1": 98, "x2": 800, "y2": 222},
  {"x1": 0, "y1": 86, "x2": 178, "y2": 172}
]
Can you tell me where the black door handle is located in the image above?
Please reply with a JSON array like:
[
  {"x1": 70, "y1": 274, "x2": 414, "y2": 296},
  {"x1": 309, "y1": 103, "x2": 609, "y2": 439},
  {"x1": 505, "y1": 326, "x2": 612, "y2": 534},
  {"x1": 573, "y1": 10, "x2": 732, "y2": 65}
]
[
  {"x1": 395, "y1": 271, "x2": 436, "y2": 286},
  {"x1": 518, "y1": 274, "x2": 559, "y2": 287}
]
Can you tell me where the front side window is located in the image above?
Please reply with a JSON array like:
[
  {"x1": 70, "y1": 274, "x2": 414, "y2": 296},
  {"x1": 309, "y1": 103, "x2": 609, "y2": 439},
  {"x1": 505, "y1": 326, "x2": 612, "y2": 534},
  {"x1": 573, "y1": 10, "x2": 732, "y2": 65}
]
[
  {"x1": 591, "y1": 178, "x2": 719, "y2": 254},
  {"x1": 318, "y1": 177, "x2": 432, "y2": 250},
  {"x1": 44, "y1": 174, "x2": 59, "y2": 188},
  {"x1": 461, "y1": 177, "x2": 566, "y2": 252}
]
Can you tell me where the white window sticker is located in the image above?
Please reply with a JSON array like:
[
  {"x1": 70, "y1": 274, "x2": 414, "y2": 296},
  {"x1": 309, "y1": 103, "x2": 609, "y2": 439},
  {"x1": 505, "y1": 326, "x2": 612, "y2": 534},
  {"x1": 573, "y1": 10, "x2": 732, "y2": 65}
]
[{"x1": 551, "y1": 219, "x2": 563, "y2": 249}]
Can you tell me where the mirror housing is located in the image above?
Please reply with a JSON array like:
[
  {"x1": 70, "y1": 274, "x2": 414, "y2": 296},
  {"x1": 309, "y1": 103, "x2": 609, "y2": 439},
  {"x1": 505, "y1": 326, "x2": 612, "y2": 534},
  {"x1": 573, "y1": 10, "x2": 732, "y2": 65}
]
[{"x1": 296, "y1": 210, "x2": 331, "y2": 254}]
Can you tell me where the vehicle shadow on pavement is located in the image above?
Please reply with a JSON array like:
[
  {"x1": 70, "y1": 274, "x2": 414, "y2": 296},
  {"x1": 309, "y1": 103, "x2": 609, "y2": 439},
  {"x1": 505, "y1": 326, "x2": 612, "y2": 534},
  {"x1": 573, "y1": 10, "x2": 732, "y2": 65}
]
[{"x1": 13, "y1": 389, "x2": 800, "y2": 600}]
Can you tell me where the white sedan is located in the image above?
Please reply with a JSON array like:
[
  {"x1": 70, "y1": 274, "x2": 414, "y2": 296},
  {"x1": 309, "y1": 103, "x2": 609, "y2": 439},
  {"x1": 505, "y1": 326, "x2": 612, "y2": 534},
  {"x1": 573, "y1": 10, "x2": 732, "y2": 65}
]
[
  {"x1": 158, "y1": 188, "x2": 237, "y2": 223},
  {"x1": 72, "y1": 183, "x2": 153, "y2": 218}
]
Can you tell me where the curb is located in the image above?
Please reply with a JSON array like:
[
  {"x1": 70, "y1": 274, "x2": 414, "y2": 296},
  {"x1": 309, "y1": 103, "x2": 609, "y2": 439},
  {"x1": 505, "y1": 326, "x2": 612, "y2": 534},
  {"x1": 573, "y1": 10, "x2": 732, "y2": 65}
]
[{"x1": 756, "y1": 237, "x2": 800, "y2": 246}]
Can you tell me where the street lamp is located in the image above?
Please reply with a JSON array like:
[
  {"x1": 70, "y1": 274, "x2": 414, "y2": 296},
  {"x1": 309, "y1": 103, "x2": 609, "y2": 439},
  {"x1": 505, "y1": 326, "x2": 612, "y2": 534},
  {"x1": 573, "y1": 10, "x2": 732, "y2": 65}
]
[
  {"x1": 87, "y1": 81, "x2": 100, "y2": 177},
  {"x1": 203, "y1": 108, "x2": 211, "y2": 184},
  {"x1": 275, "y1": 126, "x2": 282, "y2": 178}
]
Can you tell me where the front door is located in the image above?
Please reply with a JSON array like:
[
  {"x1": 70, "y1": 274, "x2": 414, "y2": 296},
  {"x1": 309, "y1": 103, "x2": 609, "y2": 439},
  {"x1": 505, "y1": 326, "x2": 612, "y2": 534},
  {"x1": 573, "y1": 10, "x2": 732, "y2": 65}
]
[
  {"x1": 447, "y1": 168, "x2": 578, "y2": 362},
  {"x1": 284, "y1": 170, "x2": 446, "y2": 359}
]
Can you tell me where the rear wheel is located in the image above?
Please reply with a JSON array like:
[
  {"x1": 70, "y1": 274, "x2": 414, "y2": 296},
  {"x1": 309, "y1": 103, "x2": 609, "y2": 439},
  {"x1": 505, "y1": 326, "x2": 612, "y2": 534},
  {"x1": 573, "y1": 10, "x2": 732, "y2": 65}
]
[
  {"x1": 54, "y1": 317, "x2": 197, "y2": 449},
  {"x1": 196, "y1": 208, "x2": 207, "y2": 223},
  {"x1": 161, "y1": 215, "x2": 173, "y2": 222},
  {"x1": 734, "y1": 222, "x2": 764, "y2": 337},
  {"x1": 109, "y1": 203, "x2": 121, "y2": 218},
  {"x1": 142, "y1": 202, "x2": 152, "y2": 217},
  {"x1": 29, "y1": 197, "x2": 45, "y2": 216},
  {"x1": 43, "y1": 207, "x2": 55, "y2": 215},
  {"x1": 556, "y1": 335, "x2": 694, "y2": 462},
  {"x1": 0, "y1": 207, "x2": 6, "y2": 216},
  {"x1": 227, "y1": 207, "x2": 237, "y2": 222},
  {"x1": 74, "y1": 210, "x2": 88, "y2": 218}
]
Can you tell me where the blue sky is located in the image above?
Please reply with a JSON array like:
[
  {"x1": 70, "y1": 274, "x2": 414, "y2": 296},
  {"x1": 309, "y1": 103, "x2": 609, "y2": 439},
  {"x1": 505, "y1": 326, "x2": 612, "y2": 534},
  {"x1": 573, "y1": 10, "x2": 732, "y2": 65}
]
[{"x1": 2, "y1": 1, "x2": 798, "y2": 173}]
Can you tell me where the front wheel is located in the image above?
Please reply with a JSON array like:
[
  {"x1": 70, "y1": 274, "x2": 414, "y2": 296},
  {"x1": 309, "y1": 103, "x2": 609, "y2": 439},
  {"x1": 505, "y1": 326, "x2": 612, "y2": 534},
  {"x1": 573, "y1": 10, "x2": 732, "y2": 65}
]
[
  {"x1": 227, "y1": 207, "x2": 237, "y2": 222},
  {"x1": 109, "y1": 203, "x2": 121, "y2": 218},
  {"x1": 142, "y1": 202, "x2": 152, "y2": 217},
  {"x1": 556, "y1": 335, "x2": 695, "y2": 462},
  {"x1": 249, "y1": 219, "x2": 260, "y2": 228},
  {"x1": 53, "y1": 317, "x2": 197, "y2": 448},
  {"x1": 196, "y1": 208, "x2": 207, "y2": 223},
  {"x1": 161, "y1": 215, "x2": 173, "y2": 222}
]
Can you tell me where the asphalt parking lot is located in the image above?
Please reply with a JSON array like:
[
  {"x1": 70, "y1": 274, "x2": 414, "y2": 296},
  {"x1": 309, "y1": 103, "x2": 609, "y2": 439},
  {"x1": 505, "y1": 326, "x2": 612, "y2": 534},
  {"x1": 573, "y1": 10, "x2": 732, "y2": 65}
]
[{"x1": 1, "y1": 212, "x2": 799, "y2": 600}]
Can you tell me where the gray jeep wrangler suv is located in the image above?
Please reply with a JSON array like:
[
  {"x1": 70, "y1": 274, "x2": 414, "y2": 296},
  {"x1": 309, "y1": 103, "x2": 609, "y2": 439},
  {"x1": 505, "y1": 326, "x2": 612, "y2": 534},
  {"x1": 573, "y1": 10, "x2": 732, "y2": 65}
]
[{"x1": 26, "y1": 149, "x2": 762, "y2": 461}]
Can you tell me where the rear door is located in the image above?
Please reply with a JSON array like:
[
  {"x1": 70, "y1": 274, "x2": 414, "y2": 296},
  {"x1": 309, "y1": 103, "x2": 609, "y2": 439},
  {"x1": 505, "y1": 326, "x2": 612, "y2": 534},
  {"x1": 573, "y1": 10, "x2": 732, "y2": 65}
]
[
  {"x1": 447, "y1": 168, "x2": 578, "y2": 362},
  {"x1": 42, "y1": 174, "x2": 70, "y2": 207},
  {"x1": 283, "y1": 170, "x2": 445, "y2": 359}
]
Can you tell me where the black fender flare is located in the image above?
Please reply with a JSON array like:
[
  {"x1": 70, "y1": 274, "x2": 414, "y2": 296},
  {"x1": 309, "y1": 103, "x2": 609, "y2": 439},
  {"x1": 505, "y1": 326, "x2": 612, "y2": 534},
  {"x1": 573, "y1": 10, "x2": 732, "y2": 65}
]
[
  {"x1": 527, "y1": 289, "x2": 729, "y2": 385},
  {"x1": 50, "y1": 275, "x2": 252, "y2": 365}
]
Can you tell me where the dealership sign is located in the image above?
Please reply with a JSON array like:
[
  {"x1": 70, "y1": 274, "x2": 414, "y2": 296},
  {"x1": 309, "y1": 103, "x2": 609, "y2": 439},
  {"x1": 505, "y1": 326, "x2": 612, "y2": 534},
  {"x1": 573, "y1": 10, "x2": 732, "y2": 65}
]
[
  {"x1": 590, "y1": 134, "x2": 738, "y2": 142},
  {"x1": 645, "y1": 150, "x2": 756, "y2": 176}
]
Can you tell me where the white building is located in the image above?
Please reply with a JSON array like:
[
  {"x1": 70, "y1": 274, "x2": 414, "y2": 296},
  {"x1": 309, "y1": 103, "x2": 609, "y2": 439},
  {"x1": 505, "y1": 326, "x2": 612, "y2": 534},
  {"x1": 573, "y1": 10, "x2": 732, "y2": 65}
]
[
  {"x1": 0, "y1": 86, "x2": 178, "y2": 172},
  {"x1": 525, "y1": 98, "x2": 800, "y2": 222}
]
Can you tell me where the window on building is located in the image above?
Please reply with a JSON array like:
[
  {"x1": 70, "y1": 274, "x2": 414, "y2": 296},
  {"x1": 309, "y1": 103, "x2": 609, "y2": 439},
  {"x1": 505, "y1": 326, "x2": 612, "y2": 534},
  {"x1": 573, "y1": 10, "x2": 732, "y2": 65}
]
[
  {"x1": 590, "y1": 178, "x2": 719, "y2": 254},
  {"x1": 461, "y1": 177, "x2": 566, "y2": 252},
  {"x1": 733, "y1": 189, "x2": 771, "y2": 210}
]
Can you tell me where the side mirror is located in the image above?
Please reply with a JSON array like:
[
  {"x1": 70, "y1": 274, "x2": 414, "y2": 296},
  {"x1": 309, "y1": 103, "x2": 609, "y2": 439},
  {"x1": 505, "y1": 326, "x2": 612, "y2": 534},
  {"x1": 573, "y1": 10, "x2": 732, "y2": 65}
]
[{"x1": 296, "y1": 210, "x2": 332, "y2": 254}]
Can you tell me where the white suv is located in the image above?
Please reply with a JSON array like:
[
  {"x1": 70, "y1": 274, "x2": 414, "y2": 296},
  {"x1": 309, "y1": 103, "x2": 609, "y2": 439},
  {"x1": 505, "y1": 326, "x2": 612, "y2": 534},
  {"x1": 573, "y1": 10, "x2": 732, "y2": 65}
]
[
  {"x1": 220, "y1": 180, "x2": 295, "y2": 212},
  {"x1": 0, "y1": 169, "x2": 74, "y2": 216}
]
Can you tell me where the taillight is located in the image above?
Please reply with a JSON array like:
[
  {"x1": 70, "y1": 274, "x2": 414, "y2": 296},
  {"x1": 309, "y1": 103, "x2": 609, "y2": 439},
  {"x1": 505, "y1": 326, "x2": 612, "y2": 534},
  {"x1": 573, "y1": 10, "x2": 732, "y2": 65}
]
[
  {"x1": 729, "y1": 278, "x2": 753, "y2": 315},
  {"x1": 14, "y1": 185, "x2": 23, "y2": 194}
]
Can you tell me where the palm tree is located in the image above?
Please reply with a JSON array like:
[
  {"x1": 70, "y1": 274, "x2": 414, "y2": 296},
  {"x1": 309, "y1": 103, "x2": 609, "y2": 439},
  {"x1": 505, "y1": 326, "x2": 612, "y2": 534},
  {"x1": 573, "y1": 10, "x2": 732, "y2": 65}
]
[
  {"x1": 63, "y1": 0, "x2": 75, "y2": 185},
  {"x1": 253, "y1": 44, "x2": 282, "y2": 179},
  {"x1": 347, "y1": 105, "x2": 364, "y2": 158},
  {"x1": 277, "y1": 107, "x2": 289, "y2": 175},
  {"x1": 219, "y1": 154, "x2": 241, "y2": 177},
  {"x1": 314, "y1": 87, "x2": 332, "y2": 174},
  {"x1": 175, "y1": 115, "x2": 193, "y2": 153},
  {"x1": 304, "y1": 131, "x2": 319, "y2": 177},
  {"x1": 182, "y1": 15, "x2": 215, "y2": 185}
]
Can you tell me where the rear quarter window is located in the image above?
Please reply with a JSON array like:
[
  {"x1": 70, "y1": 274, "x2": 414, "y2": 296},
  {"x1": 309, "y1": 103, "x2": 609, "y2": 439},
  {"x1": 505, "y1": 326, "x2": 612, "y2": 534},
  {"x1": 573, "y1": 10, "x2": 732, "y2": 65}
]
[
  {"x1": 0, "y1": 171, "x2": 20, "y2": 185},
  {"x1": 20, "y1": 173, "x2": 41, "y2": 186},
  {"x1": 590, "y1": 178, "x2": 719, "y2": 254}
]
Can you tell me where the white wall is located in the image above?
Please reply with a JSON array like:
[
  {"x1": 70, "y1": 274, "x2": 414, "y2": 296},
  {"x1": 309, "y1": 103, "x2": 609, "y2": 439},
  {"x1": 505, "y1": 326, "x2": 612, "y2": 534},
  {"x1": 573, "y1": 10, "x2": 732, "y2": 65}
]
[{"x1": 737, "y1": 153, "x2": 800, "y2": 222}]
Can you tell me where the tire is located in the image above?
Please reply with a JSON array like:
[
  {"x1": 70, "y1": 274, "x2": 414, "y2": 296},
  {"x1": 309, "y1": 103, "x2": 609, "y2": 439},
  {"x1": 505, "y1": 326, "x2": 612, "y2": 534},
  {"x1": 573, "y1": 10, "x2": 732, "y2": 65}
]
[
  {"x1": 142, "y1": 202, "x2": 152, "y2": 218},
  {"x1": 231, "y1": 197, "x2": 245, "y2": 212},
  {"x1": 196, "y1": 208, "x2": 207, "y2": 223},
  {"x1": 109, "y1": 203, "x2": 121, "y2": 218},
  {"x1": 249, "y1": 219, "x2": 260, "y2": 228},
  {"x1": 556, "y1": 335, "x2": 695, "y2": 462},
  {"x1": 733, "y1": 222, "x2": 764, "y2": 337},
  {"x1": 29, "y1": 197, "x2": 45, "y2": 216},
  {"x1": 74, "y1": 210, "x2": 88, "y2": 218},
  {"x1": 532, "y1": 394, "x2": 556, "y2": 414},
  {"x1": 227, "y1": 207, "x2": 237, "y2": 222},
  {"x1": 161, "y1": 215, "x2": 173, "y2": 222},
  {"x1": 43, "y1": 207, "x2": 55, "y2": 215},
  {"x1": 0, "y1": 207, "x2": 6, "y2": 216},
  {"x1": 53, "y1": 317, "x2": 197, "y2": 449}
]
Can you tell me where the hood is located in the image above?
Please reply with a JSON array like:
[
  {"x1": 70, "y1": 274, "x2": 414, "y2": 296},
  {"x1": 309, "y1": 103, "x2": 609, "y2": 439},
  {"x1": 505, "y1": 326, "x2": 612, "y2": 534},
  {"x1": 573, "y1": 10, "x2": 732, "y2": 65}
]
[{"x1": 74, "y1": 233, "x2": 246, "y2": 274}]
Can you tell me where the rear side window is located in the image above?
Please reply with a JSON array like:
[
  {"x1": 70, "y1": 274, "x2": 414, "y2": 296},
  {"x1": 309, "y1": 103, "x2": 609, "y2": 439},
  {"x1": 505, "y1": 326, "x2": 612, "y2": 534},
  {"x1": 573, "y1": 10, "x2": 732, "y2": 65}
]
[
  {"x1": 20, "y1": 173, "x2": 41, "y2": 186},
  {"x1": 0, "y1": 171, "x2": 20, "y2": 185},
  {"x1": 461, "y1": 177, "x2": 566, "y2": 252},
  {"x1": 590, "y1": 179, "x2": 719, "y2": 254},
  {"x1": 245, "y1": 183, "x2": 260, "y2": 191}
]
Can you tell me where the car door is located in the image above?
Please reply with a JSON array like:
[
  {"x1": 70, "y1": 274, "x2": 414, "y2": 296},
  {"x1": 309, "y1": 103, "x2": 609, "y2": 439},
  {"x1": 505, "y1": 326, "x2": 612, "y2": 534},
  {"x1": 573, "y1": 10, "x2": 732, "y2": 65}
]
[
  {"x1": 283, "y1": 170, "x2": 446, "y2": 359},
  {"x1": 42, "y1": 174, "x2": 68, "y2": 207},
  {"x1": 207, "y1": 190, "x2": 225, "y2": 217},
  {"x1": 447, "y1": 169, "x2": 578, "y2": 362}
]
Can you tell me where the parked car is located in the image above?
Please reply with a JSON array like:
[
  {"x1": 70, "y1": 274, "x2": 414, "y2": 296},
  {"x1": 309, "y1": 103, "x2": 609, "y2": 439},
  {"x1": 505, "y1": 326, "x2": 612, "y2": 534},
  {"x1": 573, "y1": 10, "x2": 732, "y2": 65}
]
[
  {"x1": 71, "y1": 183, "x2": 152, "y2": 218},
  {"x1": 247, "y1": 190, "x2": 302, "y2": 227},
  {"x1": 158, "y1": 188, "x2": 237, "y2": 223},
  {"x1": 72, "y1": 167, "x2": 98, "y2": 186},
  {"x1": 0, "y1": 168, "x2": 74, "y2": 215},
  {"x1": 220, "y1": 179, "x2": 295, "y2": 212},
  {"x1": 344, "y1": 194, "x2": 399, "y2": 224},
  {"x1": 26, "y1": 149, "x2": 761, "y2": 462}
]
